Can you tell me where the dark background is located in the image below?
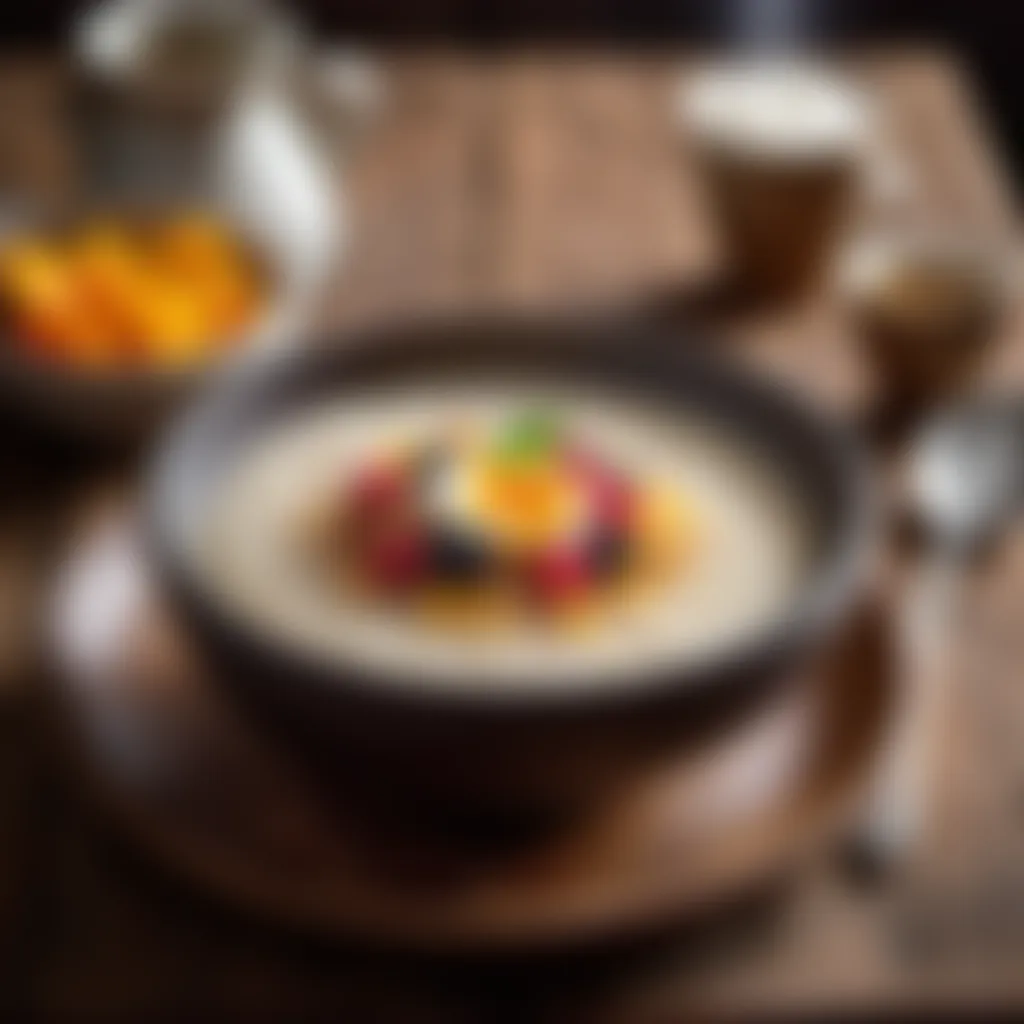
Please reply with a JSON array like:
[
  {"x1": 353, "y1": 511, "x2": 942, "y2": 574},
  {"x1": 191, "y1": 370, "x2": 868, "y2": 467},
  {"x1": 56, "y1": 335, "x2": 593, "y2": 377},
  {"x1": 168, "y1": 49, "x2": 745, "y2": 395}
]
[{"x1": 1, "y1": 1, "x2": 1020, "y2": 189}]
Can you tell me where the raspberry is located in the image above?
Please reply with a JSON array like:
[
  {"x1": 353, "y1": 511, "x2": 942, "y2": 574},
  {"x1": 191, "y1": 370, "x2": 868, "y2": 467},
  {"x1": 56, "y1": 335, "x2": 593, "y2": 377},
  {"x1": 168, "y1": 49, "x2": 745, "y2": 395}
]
[
  {"x1": 347, "y1": 462, "x2": 407, "y2": 521},
  {"x1": 363, "y1": 528, "x2": 427, "y2": 590},
  {"x1": 527, "y1": 546, "x2": 591, "y2": 604},
  {"x1": 568, "y1": 448, "x2": 634, "y2": 531}
]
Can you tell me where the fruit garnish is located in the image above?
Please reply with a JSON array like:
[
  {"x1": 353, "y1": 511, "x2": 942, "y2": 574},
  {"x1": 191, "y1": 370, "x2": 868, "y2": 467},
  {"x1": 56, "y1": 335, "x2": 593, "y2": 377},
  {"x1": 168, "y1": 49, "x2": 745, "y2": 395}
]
[
  {"x1": 585, "y1": 526, "x2": 629, "y2": 578},
  {"x1": 567, "y1": 446, "x2": 635, "y2": 531},
  {"x1": 428, "y1": 525, "x2": 494, "y2": 583},
  {"x1": 475, "y1": 457, "x2": 582, "y2": 546},
  {"x1": 634, "y1": 482, "x2": 696, "y2": 568},
  {"x1": 527, "y1": 545, "x2": 592, "y2": 605},
  {"x1": 330, "y1": 413, "x2": 697, "y2": 631},
  {"x1": 491, "y1": 408, "x2": 560, "y2": 463},
  {"x1": 590, "y1": 474, "x2": 634, "y2": 532},
  {"x1": 362, "y1": 527, "x2": 428, "y2": 591},
  {"x1": 340, "y1": 460, "x2": 415, "y2": 556},
  {"x1": 348, "y1": 461, "x2": 407, "y2": 517}
]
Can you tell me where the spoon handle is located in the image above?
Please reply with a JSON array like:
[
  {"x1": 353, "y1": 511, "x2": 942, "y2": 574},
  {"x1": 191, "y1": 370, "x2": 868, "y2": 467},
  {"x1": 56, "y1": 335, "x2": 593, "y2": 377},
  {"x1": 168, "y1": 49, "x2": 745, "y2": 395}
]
[{"x1": 852, "y1": 551, "x2": 958, "y2": 868}]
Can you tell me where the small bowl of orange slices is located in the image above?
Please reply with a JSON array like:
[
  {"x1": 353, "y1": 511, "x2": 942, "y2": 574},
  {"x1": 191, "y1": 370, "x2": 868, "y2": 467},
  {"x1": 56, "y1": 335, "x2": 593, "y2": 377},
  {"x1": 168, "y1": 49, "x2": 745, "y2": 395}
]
[{"x1": 0, "y1": 206, "x2": 285, "y2": 437}]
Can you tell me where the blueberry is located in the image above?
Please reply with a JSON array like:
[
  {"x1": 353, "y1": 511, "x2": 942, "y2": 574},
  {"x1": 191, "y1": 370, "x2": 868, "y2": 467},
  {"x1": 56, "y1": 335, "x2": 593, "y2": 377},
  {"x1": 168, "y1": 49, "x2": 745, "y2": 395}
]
[
  {"x1": 587, "y1": 527, "x2": 629, "y2": 578},
  {"x1": 429, "y1": 527, "x2": 494, "y2": 582}
]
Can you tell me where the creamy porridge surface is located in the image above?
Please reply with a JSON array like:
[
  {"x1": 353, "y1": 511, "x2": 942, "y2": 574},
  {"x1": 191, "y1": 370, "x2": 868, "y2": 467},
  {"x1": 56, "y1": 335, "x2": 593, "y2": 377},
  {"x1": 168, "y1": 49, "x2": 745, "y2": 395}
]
[{"x1": 198, "y1": 383, "x2": 814, "y2": 690}]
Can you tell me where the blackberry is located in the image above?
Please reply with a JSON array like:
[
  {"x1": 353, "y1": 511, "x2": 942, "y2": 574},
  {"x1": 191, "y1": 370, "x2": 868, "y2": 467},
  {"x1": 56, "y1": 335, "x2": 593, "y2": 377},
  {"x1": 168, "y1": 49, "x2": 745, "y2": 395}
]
[
  {"x1": 428, "y1": 527, "x2": 494, "y2": 582},
  {"x1": 587, "y1": 527, "x2": 629, "y2": 578}
]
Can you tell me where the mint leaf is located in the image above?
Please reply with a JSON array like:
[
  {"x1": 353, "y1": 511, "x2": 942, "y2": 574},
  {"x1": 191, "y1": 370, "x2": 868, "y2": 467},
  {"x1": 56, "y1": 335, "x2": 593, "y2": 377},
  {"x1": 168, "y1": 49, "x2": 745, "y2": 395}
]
[{"x1": 492, "y1": 408, "x2": 560, "y2": 462}]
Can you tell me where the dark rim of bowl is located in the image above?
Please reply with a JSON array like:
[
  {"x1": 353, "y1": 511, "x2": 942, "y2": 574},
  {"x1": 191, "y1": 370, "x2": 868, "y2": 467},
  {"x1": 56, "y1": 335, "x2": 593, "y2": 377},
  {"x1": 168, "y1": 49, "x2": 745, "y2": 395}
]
[{"x1": 145, "y1": 313, "x2": 876, "y2": 712}]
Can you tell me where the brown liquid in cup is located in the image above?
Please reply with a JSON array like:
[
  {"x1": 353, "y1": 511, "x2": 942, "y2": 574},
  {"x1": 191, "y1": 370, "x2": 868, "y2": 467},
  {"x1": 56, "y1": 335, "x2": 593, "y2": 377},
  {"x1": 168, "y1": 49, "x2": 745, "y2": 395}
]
[{"x1": 701, "y1": 149, "x2": 856, "y2": 301}]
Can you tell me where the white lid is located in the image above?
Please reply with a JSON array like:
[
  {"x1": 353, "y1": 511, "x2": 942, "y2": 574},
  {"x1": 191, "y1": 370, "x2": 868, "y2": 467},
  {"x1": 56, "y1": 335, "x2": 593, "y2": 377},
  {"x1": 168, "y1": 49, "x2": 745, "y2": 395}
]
[{"x1": 679, "y1": 60, "x2": 870, "y2": 161}]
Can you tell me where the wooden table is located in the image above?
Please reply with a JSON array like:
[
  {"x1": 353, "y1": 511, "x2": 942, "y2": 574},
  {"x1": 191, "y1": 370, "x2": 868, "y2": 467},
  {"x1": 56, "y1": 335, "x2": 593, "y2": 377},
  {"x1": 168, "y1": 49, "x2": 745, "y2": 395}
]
[{"x1": 1, "y1": 49, "x2": 1024, "y2": 1016}]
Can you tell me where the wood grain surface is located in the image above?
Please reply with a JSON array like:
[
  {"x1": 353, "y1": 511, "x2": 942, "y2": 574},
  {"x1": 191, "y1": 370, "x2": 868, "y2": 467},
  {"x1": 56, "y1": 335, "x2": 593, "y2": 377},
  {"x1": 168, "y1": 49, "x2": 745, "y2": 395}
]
[{"x1": 1, "y1": 49, "x2": 1023, "y2": 1016}]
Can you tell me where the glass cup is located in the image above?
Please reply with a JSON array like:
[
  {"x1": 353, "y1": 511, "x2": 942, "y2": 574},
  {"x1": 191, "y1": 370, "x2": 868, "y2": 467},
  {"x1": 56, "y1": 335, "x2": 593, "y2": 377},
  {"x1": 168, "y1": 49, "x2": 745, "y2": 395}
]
[{"x1": 680, "y1": 60, "x2": 870, "y2": 301}]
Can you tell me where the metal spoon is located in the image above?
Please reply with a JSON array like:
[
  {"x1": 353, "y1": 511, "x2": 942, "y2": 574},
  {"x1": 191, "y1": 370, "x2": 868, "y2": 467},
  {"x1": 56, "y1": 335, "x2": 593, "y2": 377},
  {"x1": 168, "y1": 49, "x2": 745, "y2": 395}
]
[{"x1": 853, "y1": 397, "x2": 1024, "y2": 869}]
